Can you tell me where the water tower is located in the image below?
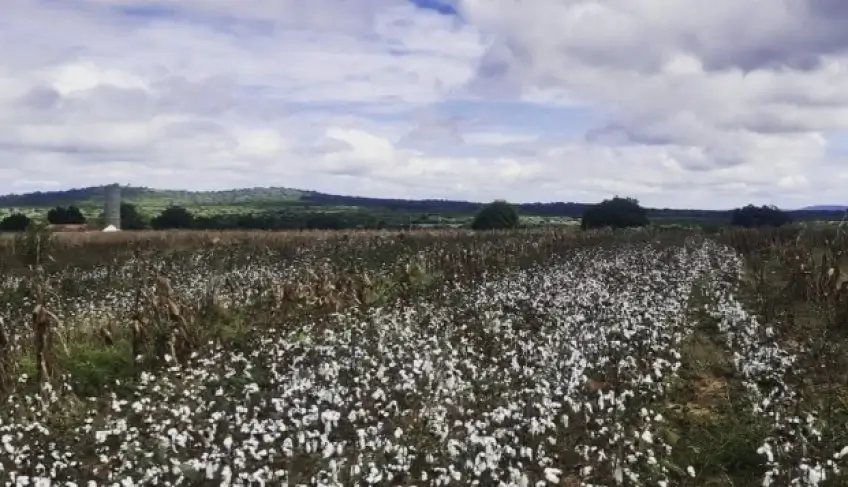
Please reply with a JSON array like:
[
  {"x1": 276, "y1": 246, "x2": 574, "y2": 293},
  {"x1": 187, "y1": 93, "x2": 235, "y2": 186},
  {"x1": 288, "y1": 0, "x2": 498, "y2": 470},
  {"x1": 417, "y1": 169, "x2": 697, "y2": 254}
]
[{"x1": 104, "y1": 184, "x2": 121, "y2": 230}]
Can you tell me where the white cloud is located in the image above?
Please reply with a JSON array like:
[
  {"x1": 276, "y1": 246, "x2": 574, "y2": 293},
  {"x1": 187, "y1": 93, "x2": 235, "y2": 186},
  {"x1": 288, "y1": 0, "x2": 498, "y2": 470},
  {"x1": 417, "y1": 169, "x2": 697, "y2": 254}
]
[
  {"x1": 235, "y1": 129, "x2": 288, "y2": 159},
  {"x1": 2, "y1": 0, "x2": 848, "y2": 208},
  {"x1": 51, "y1": 61, "x2": 150, "y2": 94}
]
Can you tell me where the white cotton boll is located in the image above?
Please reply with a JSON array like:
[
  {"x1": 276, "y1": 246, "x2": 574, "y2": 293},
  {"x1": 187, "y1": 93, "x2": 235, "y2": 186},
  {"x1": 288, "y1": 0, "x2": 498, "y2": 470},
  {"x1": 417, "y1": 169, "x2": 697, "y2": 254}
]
[
  {"x1": 544, "y1": 468, "x2": 561, "y2": 483},
  {"x1": 687, "y1": 466, "x2": 696, "y2": 477},
  {"x1": 757, "y1": 444, "x2": 774, "y2": 463},
  {"x1": 801, "y1": 464, "x2": 826, "y2": 485},
  {"x1": 95, "y1": 430, "x2": 109, "y2": 444},
  {"x1": 762, "y1": 469, "x2": 775, "y2": 486},
  {"x1": 2, "y1": 438, "x2": 15, "y2": 456},
  {"x1": 221, "y1": 466, "x2": 233, "y2": 486}
]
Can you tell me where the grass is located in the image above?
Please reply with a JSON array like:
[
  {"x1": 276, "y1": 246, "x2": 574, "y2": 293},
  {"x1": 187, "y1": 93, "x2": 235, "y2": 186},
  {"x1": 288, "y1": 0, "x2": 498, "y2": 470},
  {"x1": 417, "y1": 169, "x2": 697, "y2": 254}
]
[
  {"x1": 58, "y1": 343, "x2": 136, "y2": 398},
  {"x1": 663, "y1": 291, "x2": 769, "y2": 485},
  {"x1": 610, "y1": 276, "x2": 762, "y2": 485}
]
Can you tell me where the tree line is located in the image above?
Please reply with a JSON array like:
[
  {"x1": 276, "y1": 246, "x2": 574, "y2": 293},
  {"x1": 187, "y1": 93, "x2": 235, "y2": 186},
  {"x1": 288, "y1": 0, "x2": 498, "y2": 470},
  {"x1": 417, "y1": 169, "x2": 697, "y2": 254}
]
[
  {"x1": 469, "y1": 198, "x2": 797, "y2": 231},
  {"x1": 0, "y1": 204, "x2": 407, "y2": 231},
  {"x1": 0, "y1": 198, "x2": 810, "y2": 232}
]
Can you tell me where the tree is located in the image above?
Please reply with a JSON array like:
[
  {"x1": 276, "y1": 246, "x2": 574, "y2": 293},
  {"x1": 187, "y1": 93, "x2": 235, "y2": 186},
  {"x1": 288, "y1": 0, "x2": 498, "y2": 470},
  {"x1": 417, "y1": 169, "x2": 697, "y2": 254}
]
[
  {"x1": 46, "y1": 206, "x2": 64, "y2": 224},
  {"x1": 730, "y1": 204, "x2": 791, "y2": 228},
  {"x1": 0, "y1": 213, "x2": 32, "y2": 232},
  {"x1": 47, "y1": 205, "x2": 86, "y2": 224},
  {"x1": 581, "y1": 196, "x2": 649, "y2": 230},
  {"x1": 66, "y1": 205, "x2": 86, "y2": 224},
  {"x1": 151, "y1": 205, "x2": 194, "y2": 229},
  {"x1": 471, "y1": 200, "x2": 520, "y2": 230},
  {"x1": 120, "y1": 203, "x2": 147, "y2": 230}
]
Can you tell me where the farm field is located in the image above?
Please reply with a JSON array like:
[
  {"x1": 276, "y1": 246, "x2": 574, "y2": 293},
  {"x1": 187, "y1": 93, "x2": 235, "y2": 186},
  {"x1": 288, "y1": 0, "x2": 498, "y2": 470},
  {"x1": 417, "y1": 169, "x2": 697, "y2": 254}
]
[{"x1": 0, "y1": 228, "x2": 846, "y2": 485}]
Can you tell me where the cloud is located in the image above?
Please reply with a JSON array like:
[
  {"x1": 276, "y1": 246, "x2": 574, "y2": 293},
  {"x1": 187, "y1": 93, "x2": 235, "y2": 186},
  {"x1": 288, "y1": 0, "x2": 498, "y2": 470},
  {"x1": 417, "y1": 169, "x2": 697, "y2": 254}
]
[
  {"x1": 1, "y1": 0, "x2": 847, "y2": 208},
  {"x1": 454, "y1": 0, "x2": 848, "y2": 207}
]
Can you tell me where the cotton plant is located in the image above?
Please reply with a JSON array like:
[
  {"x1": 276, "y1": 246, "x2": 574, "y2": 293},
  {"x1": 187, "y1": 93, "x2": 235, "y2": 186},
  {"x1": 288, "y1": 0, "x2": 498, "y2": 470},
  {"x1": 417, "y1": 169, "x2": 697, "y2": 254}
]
[
  {"x1": 701, "y1": 244, "x2": 848, "y2": 486},
  {"x1": 0, "y1": 235, "x2": 843, "y2": 485}
]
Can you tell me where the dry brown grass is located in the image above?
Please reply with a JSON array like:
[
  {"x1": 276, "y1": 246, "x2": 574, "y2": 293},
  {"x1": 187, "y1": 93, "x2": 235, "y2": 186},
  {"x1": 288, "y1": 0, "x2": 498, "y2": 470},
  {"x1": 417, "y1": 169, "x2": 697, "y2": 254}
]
[
  {"x1": 0, "y1": 228, "x2": 480, "y2": 253},
  {"x1": 2, "y1": 226, "x2": 578, "y2": 245}
]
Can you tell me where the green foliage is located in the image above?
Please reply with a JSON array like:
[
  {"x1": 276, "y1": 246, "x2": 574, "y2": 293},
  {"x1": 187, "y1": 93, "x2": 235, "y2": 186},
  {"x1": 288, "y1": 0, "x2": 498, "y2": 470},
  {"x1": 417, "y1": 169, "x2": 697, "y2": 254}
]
[
  {"x1": 120, "y1": 203, "x2": 148, "y2": 230},
  {"x1": 667, "y1": 401, "x2": 768, "y2": 483},
  {"x1": 0, "y1": 186, "x2": 305, "y2": 208},
  {"x1": 58, "y1": 342, "x2": 135, "y2": 398},
  {"x1": 47, "y1": 205, "x2": 86, "y2": 225},
  {"x1": 581, "y1": 196, "x2": 649, "y2": 230},
  {"x1": 193, "y1": 210, "x2": 396, "y2": 231},
  {"x1": 0, "y1": 213, "x2": 32, "y2": 232},
  {"x1": 471, "y1": 200, "x2": 520, "y2": 230},
  {"x1": 730, "y1": 204, "x2": 791, "y2": 228},
  {"x1": 152, "y1": 205, "x2": 195, "y2": 229}
]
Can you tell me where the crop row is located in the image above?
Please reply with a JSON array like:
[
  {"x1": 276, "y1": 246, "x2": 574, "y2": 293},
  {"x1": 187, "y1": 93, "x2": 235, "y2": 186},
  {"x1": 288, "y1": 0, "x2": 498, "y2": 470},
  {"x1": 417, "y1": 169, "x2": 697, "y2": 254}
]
[{"x1": 0, "y1": 229, "x2": 844, "y2": 485}]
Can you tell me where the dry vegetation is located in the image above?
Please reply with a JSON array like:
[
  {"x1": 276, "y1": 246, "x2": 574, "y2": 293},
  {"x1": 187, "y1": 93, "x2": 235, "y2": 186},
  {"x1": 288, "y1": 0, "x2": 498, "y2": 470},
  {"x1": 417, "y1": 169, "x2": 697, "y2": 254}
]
[{"x1": 0, "y1": 226, "x2": 845, "y2": 485}]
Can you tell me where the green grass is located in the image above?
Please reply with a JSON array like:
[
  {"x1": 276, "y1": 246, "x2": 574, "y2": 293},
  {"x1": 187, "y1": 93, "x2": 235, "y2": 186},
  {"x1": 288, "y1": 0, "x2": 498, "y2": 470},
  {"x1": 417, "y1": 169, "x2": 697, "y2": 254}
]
[
  {"x1": 59, "y1": 342, "x2": 137, "y2": 398},
  {"x1": 658, "y1": 281, "x2": 770, "y2": 485}
]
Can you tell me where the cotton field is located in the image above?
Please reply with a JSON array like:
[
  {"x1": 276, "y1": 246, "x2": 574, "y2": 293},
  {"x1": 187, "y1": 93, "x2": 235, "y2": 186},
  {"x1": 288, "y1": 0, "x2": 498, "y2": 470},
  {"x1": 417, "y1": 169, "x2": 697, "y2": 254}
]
[{"x1": 0, "y1": 229, "x2": 846, "y2": 486}]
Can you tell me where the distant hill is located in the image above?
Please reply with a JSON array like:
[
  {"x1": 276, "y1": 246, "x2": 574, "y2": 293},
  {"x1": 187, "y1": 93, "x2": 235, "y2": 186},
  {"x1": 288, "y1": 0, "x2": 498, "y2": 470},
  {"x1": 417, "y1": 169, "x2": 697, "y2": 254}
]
[
  {"x1": 0, "y1": 185, "x2": 845, "y2": 223},
  {"x1": 0, "y1": 186, "x2": 306, "y2": 208},
  {"x1": 800, "y1": 205, "x2": 848, "y2": 212},
  {"x1": 0, "y1": 185, "x2": 708, "y2": 220}
]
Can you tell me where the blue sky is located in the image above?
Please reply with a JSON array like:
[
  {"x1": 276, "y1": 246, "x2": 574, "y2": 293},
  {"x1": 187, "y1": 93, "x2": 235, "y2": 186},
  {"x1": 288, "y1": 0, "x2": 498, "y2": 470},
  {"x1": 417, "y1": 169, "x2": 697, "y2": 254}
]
[
  {"x1": 1, "y1": 0, "x2": 848, "y2": 208},
  {"x1": 407, "y1": 0, "x2": 459, "y2": 16}
]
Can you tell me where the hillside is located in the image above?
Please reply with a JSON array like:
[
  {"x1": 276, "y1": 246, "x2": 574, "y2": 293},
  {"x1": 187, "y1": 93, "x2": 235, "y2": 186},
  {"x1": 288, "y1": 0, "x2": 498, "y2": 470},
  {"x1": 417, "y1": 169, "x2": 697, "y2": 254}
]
[
  {"x1": 800, "y1": 205, "x2": 848, "y2": 212},
  {"x1": 0, "y1": 186, "x2": 306, "y2": 208},
  {"x1": 0, "y1": 185, "x2": 844, "y2": 223},
  {"x1": 0, "y1": 185, "x2": 700, "y2": 219}
]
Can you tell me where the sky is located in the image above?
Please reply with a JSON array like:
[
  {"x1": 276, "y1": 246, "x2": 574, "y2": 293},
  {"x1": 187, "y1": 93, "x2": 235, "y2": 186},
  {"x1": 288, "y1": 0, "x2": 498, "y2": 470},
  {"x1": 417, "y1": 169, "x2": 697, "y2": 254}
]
[{"x1": 3, "y1": 1, "x2": 848, "y2": 209}]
